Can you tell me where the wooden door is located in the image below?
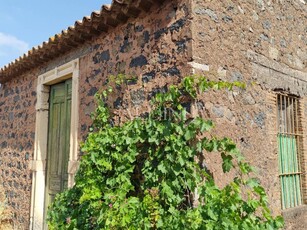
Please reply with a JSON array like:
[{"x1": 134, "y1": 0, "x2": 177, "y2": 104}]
[{"x1": 44, "y1": 79, "x2": 72, "y2": 218}]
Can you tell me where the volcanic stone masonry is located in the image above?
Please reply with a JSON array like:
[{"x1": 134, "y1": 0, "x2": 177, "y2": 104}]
[{"x1": 0, "y1": 0, "x2": 306, "y2": 229}]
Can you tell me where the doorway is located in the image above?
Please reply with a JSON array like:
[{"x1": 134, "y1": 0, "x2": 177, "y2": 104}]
[
  {"x1": 30, "y1": 59, "x2": 79, "y2": 230},
  {"x1": 44, "y1": 79, "x2": 72, "y2": 221}
]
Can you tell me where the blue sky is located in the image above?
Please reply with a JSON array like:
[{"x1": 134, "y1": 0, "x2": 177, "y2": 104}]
[{"x1": 0, "y1": 0, "x2": 111, "y2": 68}]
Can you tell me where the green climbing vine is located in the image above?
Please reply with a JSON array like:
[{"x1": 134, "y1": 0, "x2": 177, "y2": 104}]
[{"x1": 47, "y1": 76, "x2": 284, "y2": 229}]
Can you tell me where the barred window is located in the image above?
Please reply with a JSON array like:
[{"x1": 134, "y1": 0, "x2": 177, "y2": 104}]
[{"x1": 277, "y1": 94, "x2": 303, "y2": 209}]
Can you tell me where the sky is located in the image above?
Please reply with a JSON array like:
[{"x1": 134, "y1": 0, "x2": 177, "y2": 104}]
[{"x1": 0, "y1": 0, "x2": 111, "y2": 68}]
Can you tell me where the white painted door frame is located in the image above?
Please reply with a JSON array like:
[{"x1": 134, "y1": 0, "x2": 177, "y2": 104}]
[{"x1": 29, "y1": 59, "x2": 80, "y2": 230}]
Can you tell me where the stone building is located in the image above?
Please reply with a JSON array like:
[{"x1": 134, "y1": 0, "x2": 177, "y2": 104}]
[{"x1": 0, "y1": 0, "x2": 306, "y2": 229}]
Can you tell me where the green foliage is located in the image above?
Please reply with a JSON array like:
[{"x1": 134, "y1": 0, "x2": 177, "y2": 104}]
[{"x1": 47, "y1": 76, "x2": 283, "y2": 229}]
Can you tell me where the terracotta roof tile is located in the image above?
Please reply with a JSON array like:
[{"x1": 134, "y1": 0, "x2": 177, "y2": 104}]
[{"x1": 0, "y1": 0, "x2": 164, "y2": 83}]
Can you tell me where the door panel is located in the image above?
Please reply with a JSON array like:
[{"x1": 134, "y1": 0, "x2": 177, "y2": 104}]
[{"x1": 44, "y1": 79, "x2": 72, "y2": 219}]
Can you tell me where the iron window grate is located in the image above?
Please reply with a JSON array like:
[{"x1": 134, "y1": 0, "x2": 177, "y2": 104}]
[{"x1": 277, "y1": 94, "x2": 303, "y2": 209}]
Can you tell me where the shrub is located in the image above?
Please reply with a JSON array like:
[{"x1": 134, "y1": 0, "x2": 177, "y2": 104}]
[{"x1": 48, "y1": 76, "x2": 284, "y2": 229}]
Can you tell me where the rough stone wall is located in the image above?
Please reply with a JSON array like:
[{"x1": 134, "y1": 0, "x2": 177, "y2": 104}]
[
  {"x1": 0, "y1": 71, "x2": 38, "y2": 228},
  {"x1": 0, "y1": 0, "x2": 306, "y2": 228},
  {"x1": 192, "y1": 0, "x2": 307, "y2": 74},
  {"x1": 78, "y1": 0, "x2": 193, "y2": 141},
  {"x1": 191, "y1": 0, "x2": 307, "y2": 228},
  {"x1": 1, "y1": 0, "x2": 193, "y2": 228}
]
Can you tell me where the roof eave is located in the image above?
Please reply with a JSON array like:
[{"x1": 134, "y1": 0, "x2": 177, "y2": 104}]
[{"x1": 0, "y1": 0, "x2": 163, "y2": 83}]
